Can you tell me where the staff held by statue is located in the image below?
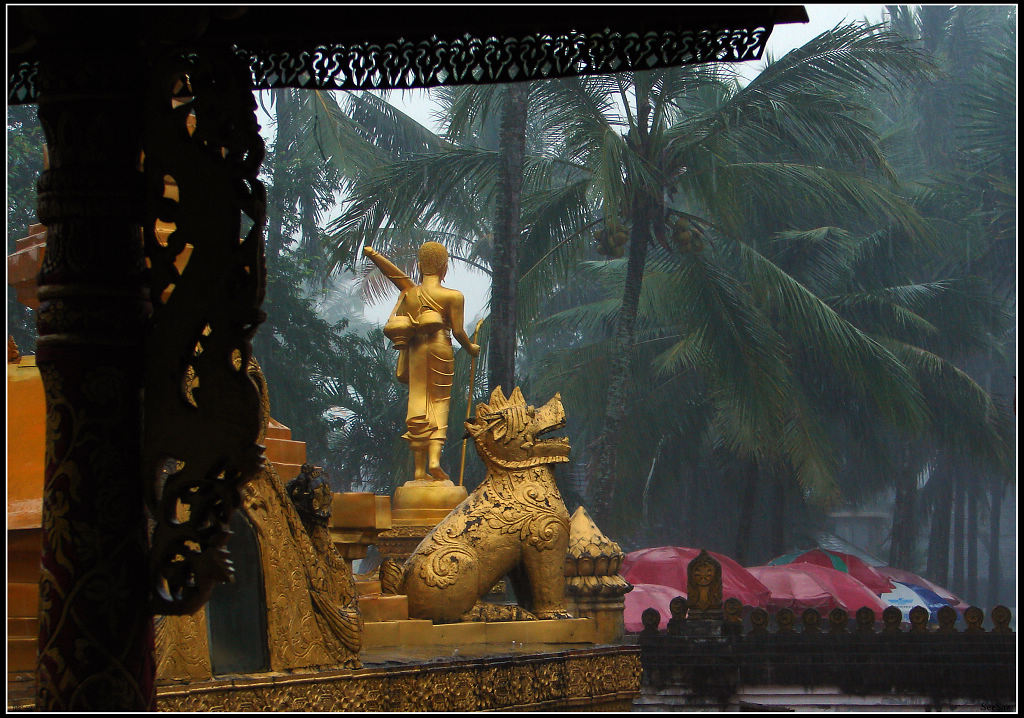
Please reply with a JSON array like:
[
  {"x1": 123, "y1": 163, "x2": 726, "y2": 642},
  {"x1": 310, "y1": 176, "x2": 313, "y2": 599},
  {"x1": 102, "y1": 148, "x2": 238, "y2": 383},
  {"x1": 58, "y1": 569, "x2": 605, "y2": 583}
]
[{"x1": 459, "y1": 319, "x2": 485, "y2": 486}]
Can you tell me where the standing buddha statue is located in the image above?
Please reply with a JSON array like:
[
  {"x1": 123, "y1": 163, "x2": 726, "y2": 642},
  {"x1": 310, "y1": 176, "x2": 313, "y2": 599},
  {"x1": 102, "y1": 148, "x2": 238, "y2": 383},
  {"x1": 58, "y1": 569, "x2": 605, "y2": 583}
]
[{"x1": 363, "y1": 242, "x2": 480, "y2": 483}]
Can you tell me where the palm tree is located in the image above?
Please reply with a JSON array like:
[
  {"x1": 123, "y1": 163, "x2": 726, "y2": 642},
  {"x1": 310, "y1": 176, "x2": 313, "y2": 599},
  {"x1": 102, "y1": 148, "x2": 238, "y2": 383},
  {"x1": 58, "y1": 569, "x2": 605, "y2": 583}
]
[
  {"x1": 255, "y1": 88, "x2": 403, "y2": 473},
  {"x1": 488, "y1": 83, "x2": 531, "y2": 393},
  {"x1": 318, "y1": 24, "x2": 944, "y2": 528},
  {"x1": 311, "y1": 22, "x2": 1012, "y2": 561},
  {"x1": 517, "y1": 24, "x2": 940, "y2": 525},
  {"x1": 872, "y1": 4, "x2": 1016, "y2": 596},
  {"x1": 324, "y1": 83, "x2": 542, "y2": 398}
]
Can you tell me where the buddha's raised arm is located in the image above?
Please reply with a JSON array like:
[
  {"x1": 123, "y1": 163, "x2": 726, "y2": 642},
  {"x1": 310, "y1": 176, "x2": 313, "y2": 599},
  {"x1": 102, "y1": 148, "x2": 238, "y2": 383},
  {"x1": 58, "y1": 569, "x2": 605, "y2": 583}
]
[{"x1": 363, "y1": 246, "x2": 415, "y2": 292}]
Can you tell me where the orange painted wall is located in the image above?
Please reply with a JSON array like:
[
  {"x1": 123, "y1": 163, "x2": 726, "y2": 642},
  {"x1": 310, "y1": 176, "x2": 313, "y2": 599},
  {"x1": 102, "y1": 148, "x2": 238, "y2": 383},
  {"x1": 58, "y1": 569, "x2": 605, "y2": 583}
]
[{"x1": 7, "y1": 357, "x2": 46, "y2": 529}]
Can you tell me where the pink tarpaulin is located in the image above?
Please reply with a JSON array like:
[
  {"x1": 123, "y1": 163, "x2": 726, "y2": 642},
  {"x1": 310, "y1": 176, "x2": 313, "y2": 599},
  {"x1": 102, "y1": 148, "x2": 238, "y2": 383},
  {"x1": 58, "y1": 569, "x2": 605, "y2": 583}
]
[
  {"x1": 621, "y1": 546, "x2": 772, "y2": 608},
  {"x1": 757, "y1": 563, "x2": 889, "y2": 615},
  {"x1": 624, "y1": 583, "x2": 683, "y2": 633},
  {"x1": 770, "y1": 548, "x2": 894, "y2": 594},
  {"x1": 747, "y1": 565, "x2": 840, "y2": 613}
]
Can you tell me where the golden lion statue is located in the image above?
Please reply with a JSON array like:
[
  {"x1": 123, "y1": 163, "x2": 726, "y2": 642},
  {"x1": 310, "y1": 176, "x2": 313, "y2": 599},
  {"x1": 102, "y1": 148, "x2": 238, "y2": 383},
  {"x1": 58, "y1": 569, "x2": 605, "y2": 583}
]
[{"x1": 399, "y1": 387, "x2": 575, "y2": 623}]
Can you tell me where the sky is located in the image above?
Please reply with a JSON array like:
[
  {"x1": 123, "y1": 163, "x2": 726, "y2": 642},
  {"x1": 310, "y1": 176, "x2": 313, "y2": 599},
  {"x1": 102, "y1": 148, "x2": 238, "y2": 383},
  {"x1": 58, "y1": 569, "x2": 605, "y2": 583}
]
[{"x1": 269, "y1": 5, "x2": 891, "y2": 326}]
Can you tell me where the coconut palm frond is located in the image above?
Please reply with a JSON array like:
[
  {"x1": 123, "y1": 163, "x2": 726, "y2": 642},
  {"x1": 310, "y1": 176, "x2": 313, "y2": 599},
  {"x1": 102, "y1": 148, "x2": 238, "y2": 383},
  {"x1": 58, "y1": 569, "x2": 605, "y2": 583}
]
[
  {"x1": 741, "y1": 22, "x2": 935, "y2": 103},
  {"x1": 442, "y1": 84, "x2": 505, "y2": 143},
  {"x1": 779, "y1": 381, "x2": 841, "y2": 506},
  {"x1": 881, "y1": 339, "x2": 1012, "y2": 471},
  {"x1": 325, "y1": 147, "x2": 500, "y2": 271},
  {"x1": 828, "y1": 289, "x2": 942, "y2": 344},
  {"x1": 768, "y1": 227, "x2": 860, "y2": 296},
  {"x1": 706, "y1": 162, "x2": 933, "y2": 246},
  {"x1": 338, "y1": 90, "x2": 452, "y2": 157},
  {"x1": 662, "y1": 253, "x2": 793, "y2": 455},
  {"x1": 737, "y1": 242, "x2": 930, "y2": 433}
]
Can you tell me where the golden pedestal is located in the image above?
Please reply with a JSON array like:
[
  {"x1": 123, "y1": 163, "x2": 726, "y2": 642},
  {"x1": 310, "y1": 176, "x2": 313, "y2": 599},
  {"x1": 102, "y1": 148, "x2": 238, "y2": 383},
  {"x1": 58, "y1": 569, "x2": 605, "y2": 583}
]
[
  {"x1": 329, "y1": 492, "x2": 405, "y2": 621},
  {"x1": 392, "y1": 478, "x2": 468, "y2": 511},
  {"x1": 377, "y1": 479, "x2": 467, "y2": 594},
  {"x1": 329, "y1": 492, "x2": 392, "y2": 566}
]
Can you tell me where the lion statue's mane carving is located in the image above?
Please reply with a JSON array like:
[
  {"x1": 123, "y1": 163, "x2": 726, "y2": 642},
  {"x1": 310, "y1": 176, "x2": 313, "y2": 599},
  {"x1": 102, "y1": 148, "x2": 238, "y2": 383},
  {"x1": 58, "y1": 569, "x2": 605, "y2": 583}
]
[{"x1": 399, "y1": 387, "x2": 575, "y2": 623}]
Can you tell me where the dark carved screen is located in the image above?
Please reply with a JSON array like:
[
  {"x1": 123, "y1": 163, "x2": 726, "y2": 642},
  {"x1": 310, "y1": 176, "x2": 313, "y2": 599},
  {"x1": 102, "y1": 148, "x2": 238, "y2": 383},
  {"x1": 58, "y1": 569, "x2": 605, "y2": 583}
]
[
  {"x1": 239, "y1": 26, "x2": 772, "y2": 92},
  {"x1": 9, "y1": 16, "x2": 783, "y2": 103},
  {"x1": 142, "y1": 48, "x2": 267, "y2": 615}
]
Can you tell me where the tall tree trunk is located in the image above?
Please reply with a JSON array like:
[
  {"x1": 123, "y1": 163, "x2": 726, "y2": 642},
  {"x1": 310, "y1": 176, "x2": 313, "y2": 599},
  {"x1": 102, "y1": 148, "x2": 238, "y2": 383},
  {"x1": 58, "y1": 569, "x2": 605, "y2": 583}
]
[
  {"x1": 587, "y1": 83, "x2": 656, "y2": 526},
  {"x1": 926, "y1": 458, "x2": 953, "y2": 584},
  {"x1": 952, "y1": 475, "x2": 966, "y2": 595},
  {"x1": 986, "y1": 480, "x2": 1003, "y2": 607},
  {"x1": 966, "y1": 481, "x2": 979, "y2": 602},
  {"x1": 587, "y1": 195, "x2": 653, "y2": 522},
  {"x1": 266, "y1": 88, "x2": 292, "y2": 264},
  {"x1": 734, "y1": 459, "x2": 759, "y2": 565},
  {"x1": 888, "y1": 453, "x2": 918, "y2": 568},
  {"x1": 487, "y1": 82, "x2": 529, "y2": 395},
  {"x1": 770, "y1": 465, "x2": 787, "y2": 557}
]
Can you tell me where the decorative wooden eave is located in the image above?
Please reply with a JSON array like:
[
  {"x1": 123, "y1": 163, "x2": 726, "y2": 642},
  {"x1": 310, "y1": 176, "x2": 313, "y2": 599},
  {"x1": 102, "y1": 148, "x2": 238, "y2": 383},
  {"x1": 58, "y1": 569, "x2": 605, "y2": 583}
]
[{"x1": 8, "y1": 6, "x2": 808, "y2": 103}]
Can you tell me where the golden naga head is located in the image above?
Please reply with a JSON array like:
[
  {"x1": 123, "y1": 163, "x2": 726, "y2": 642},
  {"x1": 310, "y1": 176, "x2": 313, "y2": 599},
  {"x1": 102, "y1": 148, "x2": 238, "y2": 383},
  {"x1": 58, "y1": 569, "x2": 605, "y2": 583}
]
[{"x1": 465, "y1": 386, "x2": 571, "y2": 469}]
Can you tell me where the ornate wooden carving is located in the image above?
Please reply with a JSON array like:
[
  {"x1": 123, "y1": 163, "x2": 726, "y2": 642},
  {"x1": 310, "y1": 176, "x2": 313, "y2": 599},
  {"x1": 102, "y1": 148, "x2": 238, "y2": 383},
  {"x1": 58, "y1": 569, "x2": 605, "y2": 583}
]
[
  {"x1": 155, "y1": 362, "x2": 361, "y2": 680},
  {"x1": 33, "y1": 42, "x2": 155, "y2": 711},
  {"x1": 10, "y1": 13, "x2": 784, "y2": 104},
  {"x1": 140, "y1": 47, "x2": 268, "y2": 615}
]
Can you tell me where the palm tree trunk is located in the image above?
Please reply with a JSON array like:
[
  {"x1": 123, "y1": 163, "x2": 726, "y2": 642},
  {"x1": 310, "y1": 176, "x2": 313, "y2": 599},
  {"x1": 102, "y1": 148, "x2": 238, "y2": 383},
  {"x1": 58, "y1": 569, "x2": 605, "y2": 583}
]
[
  {"x1": 487, "y1": 83, "x2": 529, "y2": 394},
  {"x1": 266, "y1": 88, "x2": 292, "y2": 264},
  {"x1": 888, "y1": 453, "x2": 918, "y2": 568},
  {"x1": 587, "y1": 195, "x2": 653, "y2": 523},
  {"x1": 952, "y1": 476, "x2": 966, "y2": 595},
  {"x1": 735, "y1": 458, "x2": 759, "y2": 565},
  {"x1": 926, "y1": 459, "x2": 953, "y2": 584},
  {"x1": 587, "y1": 85, "x2": 655, "y2": 527},
  {"x1": 986, "y1": 480, "x2": 1003, "y2": 606},
  {"x1": 966, "y1": 482, "x2": 978, "y2": 602},
  {"x1": 770, "y1": 465, "x2": 786, "y2": 557}
]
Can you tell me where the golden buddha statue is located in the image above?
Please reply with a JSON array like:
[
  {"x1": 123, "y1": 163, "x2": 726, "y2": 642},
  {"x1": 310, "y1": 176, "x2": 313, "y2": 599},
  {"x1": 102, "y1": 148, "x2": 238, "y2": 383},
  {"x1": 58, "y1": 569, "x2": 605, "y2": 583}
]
[{"x1": 363, "y1": 243, "x2": 480, "y2": 483}]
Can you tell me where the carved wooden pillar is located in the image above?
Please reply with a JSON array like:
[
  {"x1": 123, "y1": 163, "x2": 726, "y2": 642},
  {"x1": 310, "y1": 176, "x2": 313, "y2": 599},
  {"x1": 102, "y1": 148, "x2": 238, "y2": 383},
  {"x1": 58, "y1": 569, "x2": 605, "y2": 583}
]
[{"x1": 33, "y1": 44, "x2": 155, "y2": 710}]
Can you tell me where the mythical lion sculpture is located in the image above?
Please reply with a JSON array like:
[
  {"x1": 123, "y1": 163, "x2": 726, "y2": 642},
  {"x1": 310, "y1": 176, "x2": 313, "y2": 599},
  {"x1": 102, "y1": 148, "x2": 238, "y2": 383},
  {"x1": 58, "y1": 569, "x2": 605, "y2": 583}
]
[{"x1": 399, "y1": 386, "x2": 575, "y2": 623}]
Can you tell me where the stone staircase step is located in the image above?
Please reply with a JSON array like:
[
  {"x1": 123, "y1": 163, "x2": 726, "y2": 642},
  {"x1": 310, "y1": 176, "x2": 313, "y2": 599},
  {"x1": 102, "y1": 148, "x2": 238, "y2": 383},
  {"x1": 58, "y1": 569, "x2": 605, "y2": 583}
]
[
  {"x1": 266, "y1": 418, "x2": 292, "y2": 440},
  {"x1": 8, "y1": 582, "x2": 38, "y2": 618},
  {"x1": 356, "y1": 580, "x2": 382, "y2": 597},
  {"x1": 264, "y1": 437, "x2": 306, "y2": 466},
  {"x1": 271, "y1": 462, "x2": 303, "y2": 481},
  {"x1": 358, "y1": 594, "x2": 409, "y2": 622},
  {"x1": 7, "y1": 636, "x2": 36, "y2": 673},
  {"x1": 8, "y1": 617, "x2": 38, "y2": 637}
]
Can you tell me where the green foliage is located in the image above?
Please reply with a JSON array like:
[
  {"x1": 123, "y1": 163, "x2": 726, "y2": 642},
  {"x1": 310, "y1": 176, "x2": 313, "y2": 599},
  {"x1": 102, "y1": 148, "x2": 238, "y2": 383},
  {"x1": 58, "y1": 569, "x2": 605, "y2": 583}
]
[
  {"x1": 254, "y1": 249, "x2": 356, "y2": 471},
  {"x1": 7, "y1": 104, "x2": 44, "y2": 354},
  {"x1": 289, "y1": 18, "x2": 1013, "y2": 555}
]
